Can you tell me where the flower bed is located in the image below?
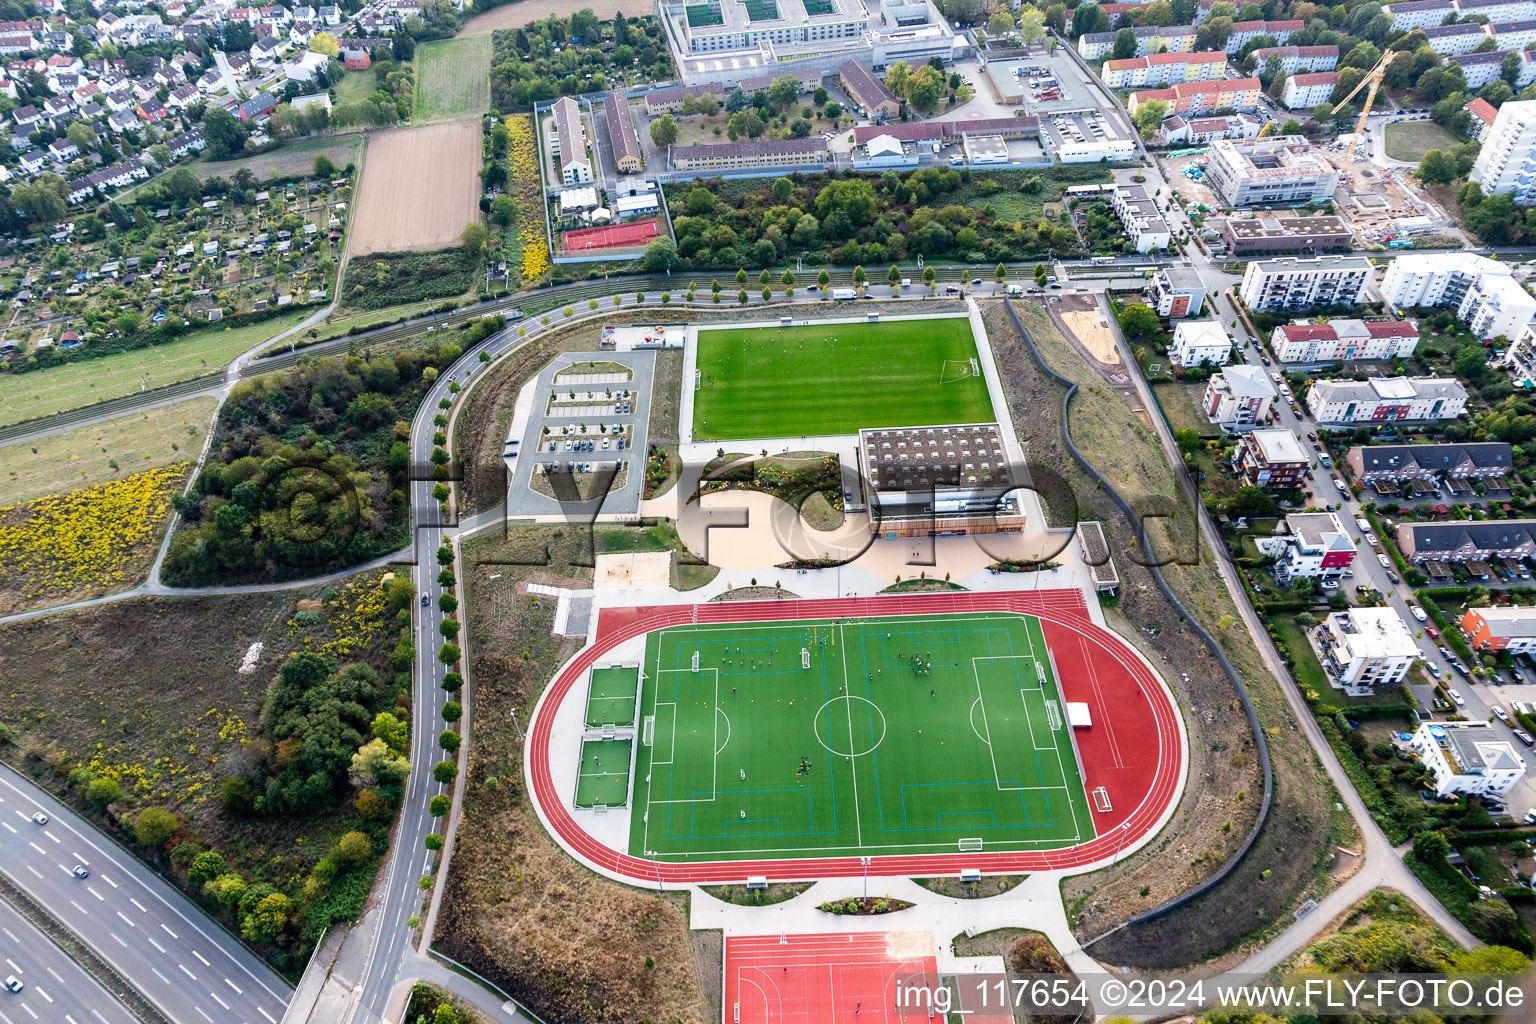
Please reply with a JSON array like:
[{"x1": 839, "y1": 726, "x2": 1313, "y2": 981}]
[
  {"x1": 0, "y1": 464, "x2": 186, "y2": 606},
  {"x1": 817, "y1": 896, "x2": 914, "y2": 915}
]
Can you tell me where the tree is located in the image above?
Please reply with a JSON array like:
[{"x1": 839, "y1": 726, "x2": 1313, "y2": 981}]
[
  {"x1": 1418, "y1": 148, "x2": 1458, "y2": 185},
  {"x1": 994, "y1": 262, "x2": 1007, "y2": 283},
  {"x1": 355, "y1": 788, "x2": 392, "y2": 819},
  {"x1": 309, "y1": 31, "x2": 339, "y2": 56},
  {"x1": 1072, "y1": 3, "x2": 1109, "y2": 36},
  {"x1": 1194, "y1": 15, "x2": 1233, "y2": 52},
  {"x1": 188, "y1": 851, "x2": 226, "y2": 887},
  {"x1": 1280, "y1": 118, "x2": 1302, "y2": 135},
  {"x1": 11, "y1": 175, "x2": 68, "y2": 225},
  {"x1": 888, "y1": 264, "x2": 902, "y2": 286},
  {"x1": 433, "y1": 760, "x2": 458, "y2": 784},
  {"x1": 1142, "y1": 0, "x2": 1175, "y2": 24},
  {"x1": 66, "y1": 122, "x2": 95, "y2": 153},
  {"x1": 86, "y1": 777, "x2": 121, "y2": 809},
  {"x1": 134, "y1": 807, "x2": 179, "y2": 847},
  {"x1": 1118, "y1": 303, "x2": 1160, "y2": 338},
  {"x1": 371, "y1": 711, "x2": 409, "y2": 754},
  {"x1": 350, "y1": 738, "x2": 409, "y2": 789},
  {"x1": 642, "y1": 236, "x2": 677, "y2": 271},
  {"x1": 337, "y1": 831, "x2": 373, "y2": 864},
  {"x1": 204, "y1": 873, "x2": 247, "y2": 908},
  {"x1": 1331, "y1": 66, "x2": 1364, "y2": 104},
  {"x1": 1112, "y1": 26, "x2": 1138, "y2": 59},
  {"x1": 461, "y1": 223, "x2": 488, "y2": 259},
  {"x1": 1222, "y1": 485, "x2": 1279, "y2": 518},
  {"x1": 1174, "y1": 428, "x2": 1200, "y2": 453},
  {"x1": 886, "y1": 61, "x2": 911, "y2": 100},
  {"x1": 772, "y1": 177, "x2": 793, "y2": 201},
  {"x1": 769, "y1": 75, "x2": 800, "y2": 106},
  {"x1": 430, "y1": 794, "x2": 452, "y2": 816},
  {"x1": 489, "y1": 194, "x2": 515, "y2": 227},
  {"x1": 1467, "y1": 900, "x2": 1527, "y2": 948},
  {"x1": 852, "y1": 264, "x2": 867, "y2": 291},
  {"x1": 202, "y1": 107, "x2": 248, "y2": 158},
  {"x1": 649, "y1": 113, "x2": 678, "y2": 148},
  {"x1": 1016, "y1": 6, "x2": 1046, "y2": 41},
  {"x1": 241, "y1": 892, "x2": 293, "y2": 943},
  {"x1": 1132, "y1": 99, "x2": 1168, "y2": 138},
  {"x1": 987, "y1": 9, "x2": 1015, "y2": 36}
]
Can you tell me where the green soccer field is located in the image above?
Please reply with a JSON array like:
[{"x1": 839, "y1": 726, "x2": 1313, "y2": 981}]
[
  {"x1": 628, "y1": 613, "x2": 1096, "y2": 861},
  {"x1": 586, "y1": 666, "x2": 639, "y2": 727},
  {"x1": 690, "y1": 317, "x2": 995, "y2": 441},
  {"x1": 577, "y1": 739, "x2": 633, "y2": 807}
]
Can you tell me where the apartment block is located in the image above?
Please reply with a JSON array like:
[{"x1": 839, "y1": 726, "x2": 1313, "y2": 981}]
[
  {"x1": 1471, "y1": 98, "x2": 1536, "y2": 202},
  {"x1": 1203, "y1": 364, "x2": 1276, "y2": 427},
  {"x1": 1271, "y1": 318, "x2": 1419, "y2": 362},
  {"x1": 551, "y1": 96, "x2": 591, "y2": 185},
  {"x1": 1255, "y1": 511, "x2": 1356, "y2": 578},
  {"x1": 670, "y1": 136, "x2": 829, "y2": 170},
  {"x1": 1099, "y1": 49, "x2": 1226, "y2": 88},
  {"x1": 1420, "y1": 22, "x2": 1487, "y2": 53},
  {"x1": 1157, "y1": 111, "x2": 1266, "y2": 144},
  {"x1": 1281, "y1": 71, "x2": 1337, "y2": 109},
  {"x1": 1464, "y1": 607, "x2": 1536, "y2": 653},
  {"x1": 1169, "y1": 319, "x2": 1231, "y2": 366},
  {"x1": 1077, "y1": 22, "x2": 1196, "y2": 59},
  {"x1": 1411, "y1": 722, "x2": 1525, "y2": 799},
  {"x1": 1109, "y1": 183, "x2": 1171, "y2": 252},
  {"x1": 1467, "y1": 96, "x2": 1499, "y2": 141},
  {"x1": 1318, "y1": 607, "x2": 1420, "y2": 690},
  {"x1": 1235, "y1": 427, "x2": 1309, "y2": 487},
  {"x1": 1204, "y1": 135, "x2": 1342, "y2": 207},
  {"x1": 1238, "y1": 255, "x2": 1374, "y2": 311},
  {"x1": 1305, "y1": 376, "x2": 1467, "y2": 423},
  {"x1": 1250, "y1": 43, "x2": 1338, "y2": 74},
  {"x1": 1149, "y1": 265, "x2": 1207, "y2": 316},
  {"x1": 1126, "y1": 76, "x2": 1261, "y2": 117},
  {"x1": 1224, "y1": 18, "x2": 1302, "y2": 52},
  {"x1": 1399, "y1": 519, "x2": 1536, "y2": 562},
  {"x1": 1346, "y1": 441, "x2": 1513, "y2": 484},
  {"x1": 1221, "y1": 214, "x2": 1352, "y2": 255}
]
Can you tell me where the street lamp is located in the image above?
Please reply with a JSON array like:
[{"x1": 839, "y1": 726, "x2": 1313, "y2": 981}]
[
  {"x1": 1112, "y1": 822, "x2": 1131, "y2": 864},
  {"x1": 861, "y1": 856, "x2": 871, "y2": 900}
]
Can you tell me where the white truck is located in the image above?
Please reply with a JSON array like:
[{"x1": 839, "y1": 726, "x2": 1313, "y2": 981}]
[{"x1": 831, "y1": 287, "x2": 857, "y2": 301}]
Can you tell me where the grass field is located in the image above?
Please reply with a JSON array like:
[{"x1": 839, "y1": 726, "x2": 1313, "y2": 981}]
[
  {"x1": 0, "y1": 311, "x2": 310, "y2": 428},
  {"x1": 587, "y1": 665, "x2": 639, "y2": 727},
  {"x1": 1383, "y1": 119, "x2": 1458, "y2": 163},
  {"x1": 0, "y1": 396, "x2": 216, "y2": 502},
  {"x1": 627, "y1": 612, "x2": 1095, "y2": 861},
  {"x1": 195, "y1": 136, "x2": 363, "y2": 180},
  {"x1": 335, "y1": 67, "x2": 379, "y2": 105},
  {"x1": 415, "y1": 36, "x2": 492, "y2": 122},
  {"x1": 691, "y1": 316, "x2": 994, "y2": 441}
]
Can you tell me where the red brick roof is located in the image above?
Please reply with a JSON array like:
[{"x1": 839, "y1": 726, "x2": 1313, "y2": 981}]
[
  {"x1": 1291, "y1": 71, "x2": 1338, "y2": 85},
  {"x1": 1466, "y1": 96, "x2": 1498, "y2": 125}
]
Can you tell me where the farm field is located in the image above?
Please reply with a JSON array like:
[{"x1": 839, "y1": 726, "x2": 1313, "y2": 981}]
[
  {"x1": 415, "y1": 36, "x2": 492, "y2": 122},
  {"x1": 0, "y1": 397, "x2": 216, "y2": 502},
  {"x1": 628, "y1": 612, "x2": 1096, "y2": 860},
  {"x1": 1383, "y1": 119, "x2": 1458, "y2": 162},
  {"x1": 349, "y1": 122, "x2": 480, "y2": 255},
  {"x1": 459, "y1": 0, "x2": 648, "y2": 34},
  {"x1": 691, "y1": 316, "x2": 993, "y2": 440},
  {"x1": 195, "y1": 135, "x2": 364, "y2": 180},
  {"x1": 0, "y1": 311, "x2": 310, "y2": 428}
]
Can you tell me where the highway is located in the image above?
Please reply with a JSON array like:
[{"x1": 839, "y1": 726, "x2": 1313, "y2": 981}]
[
  {"x1": 0, "y1": 764, "x2": 290, "y2": 1024},
  {"x1": 0, "y1": 897, "x2": 138, "y2": 1024}
]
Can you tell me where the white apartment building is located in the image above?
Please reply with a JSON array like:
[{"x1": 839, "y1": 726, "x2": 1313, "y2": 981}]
[
  {"x1": 1411, "y1": 722, "x2": 1526, "y2": 799},
  {"x1": 1169, "y1": 319, "x2": 1232, "y2": 366},
  {"x1": 1109, "y1": 183, "x2": 1171, "y2": 252},
  {"x1": 1202, "y1": 364, "x2": 1276, "y2": 428},
  {"x1": 1238, "y1": 255, "x2": 1374, "y2": 312},
  {"x1": 1271, "y1": 318, "x2": 1419, "y2": 362},
  {"x1": 1315, "y1": 606, "x2": 1420, "y2": 691},
  {"x1": 1381, "y1": 251, "x2": 1536, "y2": 341},
  {"x1": 551, "y1": 96, "x2": 592, "y2": 185},
  {"x1": 1255, "y1": 511, "x2": 1356, "y2": 580},
  {"x1": 1471, "y1": 98, "x2": 1536, "y2": 202},
  {"x1": 1305, "y1": 376, "x2": 1468, "y2": 423},
  {"x1": 1250, "y1": 43, "x2": 1338, "y2": 75},
  {"x1": 1280, "y1": 71, "x2": 1337, "y2": 109},
  {"x1": 1503, "y1": 321, "x2": 1536, "y2": 381}
]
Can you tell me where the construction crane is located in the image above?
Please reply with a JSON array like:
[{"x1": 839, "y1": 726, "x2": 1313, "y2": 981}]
[
  {"x1": 1256, "y1": 119, "x2": 1275, "y2": 138},
  {"x1": 1330, "y1": 48, "x2": 1398, "y2": 166}
]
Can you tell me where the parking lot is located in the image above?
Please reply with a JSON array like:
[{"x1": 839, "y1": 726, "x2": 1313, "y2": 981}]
[{"x1": 502, "y1": 349, "x2": 657, "y2": 520}]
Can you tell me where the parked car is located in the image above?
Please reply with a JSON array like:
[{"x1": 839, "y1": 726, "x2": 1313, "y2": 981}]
[
  {"x1": 1494, "y1": 705, "x2": 1510, "y2": 722},
  {"x1": 1377, "y1": 553, "x2": 1391, "y2": 567},
  {"x1": 1365, "y1": 533, "x2": 1379, "y2": 547},
  {"x1": 1410, "y1": 605, "x2": 1427, "y2": 622},
  {"x1": 1428, "y1": 664, "x2": 1442, "y2": 679},
  {"x1": 3, "y1": 977, "x2": 20, "y2": 994},
  {"x1": 1321, "y1": 579, "x2": 1339, "y2": 590},
  {"x1": 1426, "y1": 626, "x2": 1439, "y2": 639},
  {"x1": 1450, "y1": 689, "x2": 1466, "y2": 706},
  {"x1": 1517, "y1": 730, "x2": 1535, "y2": 747}
]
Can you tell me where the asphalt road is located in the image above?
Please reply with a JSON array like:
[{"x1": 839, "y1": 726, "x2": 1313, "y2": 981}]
[
  {"x1": 0, "y1": 897, "x2": 138, "y2": 1024},
  {"x1": 0, "y1": 764, "x2": 290, "y2": 1024}
]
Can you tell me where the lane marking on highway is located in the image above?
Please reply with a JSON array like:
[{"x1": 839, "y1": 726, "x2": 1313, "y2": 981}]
[
  {"x1": 192, "y1": 951, "x2": 209, "y2": 967},
  {"x1": 71, "y1": 853, "x2": 87, "y2": 866},
  {"x1": 86, "y1": 887, "x2": 103, "y2": 902},
  {"x1": 114, "y1": 911, "x2": 133, "y2": 928},
  {"x1": 56, "y1": 864, "x2": 73, "y2": 879},
  {"x1": 100, "y1": 876, "x2": 116, "y2": 889},
  {"x1": 225, "y1": 978, "x2": 242, "y2": 994},
  {"x1": 17, "y1": 1001, "x2": 34, "y2": 1020},
  {"x1": 31, "y1": 986, "x2": 50, "y2": 1004},
  {"x1": 4, "y1": 959, "x2": 20, "y2": 974},
  {"x1": 69, "y1": 901, "x2": 86, "y2": 916},
  {"x1": 44, "y1": 970, "x2": 60, "y2": 985},
  {"x1": 146, "y1": 935, "x2": 165, "y2": 954},
  {"x1": 23, "y1": 866, "x2": 40, "y2": 880},
  {"x1": 210, "y1": 990, "x2": 229, "y2": 1010},
  {"x1": 195, "y1": 1006, "x2": 213, "y2": 1022},
  {"x1": 129, "y1": 898, "x2": 146, "y2": 913},
  {"x1": 258, "y1": 1007, "x2": 276, "y2": 1023},
  {"x1": 1, "y1": 929, "x2": 15, "y2": 943},
  {"x1": 109, "y1": 933, "x2": 126, "y2": 948},
  {"x1": 10, "y1": 811, "x2": 26, "y2": 824},
  {"x1": 25, "y1": 843, "x2": 42, "y2": 856},
  {"x1": 160, "y1": 924, "x2": 177, "y2": 939},
  {"x1": 179, "y1": 964, "x2": 196, "y2": 980},
  {"x1": 152, "y1": 968, "x2": 169, "y2": 985},
  {"x1": 1, "y1": 823, "x2": 16, "y2": 834},
  {"x1": 41, "y1": 831, "x2": 58, "y2": 845},
  {"x1": 92, "y1": 1010, "x2": 111, "y2": 1024},
  {"x1": 65, "y1": 1015, "x2": 77, "y2": 1024}
]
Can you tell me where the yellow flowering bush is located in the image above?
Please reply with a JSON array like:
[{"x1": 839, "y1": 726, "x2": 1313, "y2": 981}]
[
  {"x1": 0, "y1": 465, "x2": 186, "y2": 602},
  {"x1": 508, "y1": 114, "x2": 549, "y2": 281}
]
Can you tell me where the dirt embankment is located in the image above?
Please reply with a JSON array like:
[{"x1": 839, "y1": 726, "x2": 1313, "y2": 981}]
[{"x1": 983, "y1": 301, "x2": 1348, "y2": 969}]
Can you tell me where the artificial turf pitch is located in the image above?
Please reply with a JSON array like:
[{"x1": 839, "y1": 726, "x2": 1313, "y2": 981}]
[
  {"x1": 628, "y1": 613, "x2": 1096, "y2": 861},
  {"x1": 577, "y1": 738, "x2": 634, "y2": 807},
  {"x1": 690, "y1": 317, "x2": 995, "y2": 441},
  {"x1": 586, "y1": 666, "x2": 639, "y2": 727}
]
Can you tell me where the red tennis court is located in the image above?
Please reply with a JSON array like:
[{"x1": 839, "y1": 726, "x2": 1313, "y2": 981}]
[
  {"x1": 725, "y1": 933, "x2": 938, "y2": 1024},
  {"x1": 562, "y1": 218, "x2": 660, "y2": 251}
]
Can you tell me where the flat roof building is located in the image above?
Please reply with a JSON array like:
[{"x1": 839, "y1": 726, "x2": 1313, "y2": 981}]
[
  {"x1": 1238, "y1": 255, "x2": 1374, "y2": 312},
  {"x1": 858, "y1": 423, "x2": 1025, "y2": 538},
  {"x1": 670, "y1": 136, "x2": 829, "y2": 170},
  {"x1": 1317, "y1": 606, "x2": 1420, "y2": 691},
  {"x1": 1204, "y1": 135, "x2": 1342, "y2": 208},
  {"x1": 1221, "y1": 214, "x2": 1352, "y2": 255},
  {"x1": 1411, "y1": 721, "x2": 1525, "y2": 798}
]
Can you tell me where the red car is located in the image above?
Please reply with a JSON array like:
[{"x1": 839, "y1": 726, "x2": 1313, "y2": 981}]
[{"x1": 1426, "y1": 626, "x2": 1439, "y2": 639}]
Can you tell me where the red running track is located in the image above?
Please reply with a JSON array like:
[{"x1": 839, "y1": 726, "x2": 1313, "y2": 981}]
[
  {"x1": 526, "y1": 589, "x2": 1185, "y2": 883},
  {"x1": 725, "y1": 933, "x2": 945, "y2": 1024}
]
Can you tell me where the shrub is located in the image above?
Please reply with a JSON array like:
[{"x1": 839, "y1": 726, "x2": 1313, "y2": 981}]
[
  {"x1": 439, "y1": 730, "x2": 461, "y2": 753},
  {"x1": 133, "y1": 807, "x2": 179, "y2": 847},
  {"x1": 429, "y1": 794, "x2": 451, "y2": 817},
  {"x1": 86, "y1": 776, "x2": 121, "y2": 809},
  {"x1": 442, "y1": 701, "x2": 462, "y2": 722},
  {"x1": 424, "y1": 833, "x2": 444, "y2": 851},
  {"x1": 187, "y1": 850, "x2": 226, "y2": 887},
  {"x1": 337, "y1": 831, "x2": 374, "y2": 864},
  {"x1": 355, "y1": 788, "x2": 393, "y2": 819}
]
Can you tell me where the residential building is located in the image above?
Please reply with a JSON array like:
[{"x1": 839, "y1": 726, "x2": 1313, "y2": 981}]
[
  {"x1": 1411, "y1": 722, "x2": 1526, "y2": 799},
  {"x1": 1401, "y1": 519, "x2": 1536, "y2": 561},
  {"x1": 1156, "y1": 111, "x2": 1266, "y2": 144},
  {"x1": 1421, "y1": 22, "x2": 1486, "y2": 53},
  {"x1": 551, "y1": 96, "x2": 592, "y2": 185},
  {"x1": 1039, "y1": 112, "x2": 1134, "y2": 162},
  {"x1": 603, "y1": 92, "x2": 642, "y2": 173},
  {"x1": 1467, "y1": 96, "x2": 1500, "y2": 142},
  {"x1": 1383, "y1": 0, "x2": 1455, "y2": 30},
  {"x1": 1204, "y1": 135, "x2": 1342, "y2": 207},
  {"x1": 1109, "y1": 183, "x2": 1171, "y2": 252},
  {"x1": 1127, "y1": 77, "x2": 1261, "y2": 117},
  {"x1": 1281, "y1": 70, "x2": 1337, "y2": 108},
  {"x1": 1458, "y1": 271, "x2": 1536, "y2": 341},
  {"x1": 1489, "y1": 18, "x2": 1536, "y2": 49},
  {"x1": 1472, "y1": 98, "x2": 1536, "y2": 201},
  {"x1": 1256, "y1": 511, "x2": 1356, "y2": 578},
  {"x1": 1250, "y1": 43, "x2": 1338, "y2": 74},
  {"x1": 1077, "y1": 22, "x2": 1196, "y2": 59},
  {"x1": 1221, "y1": 214, "x2": 1352, "y2": 254},
  {"x1": 1346, "y1": 441, "x2": 1513, "y2": 484},
  {"x1": 1203, "y1": 364, "x2": 1276, "y2": 428},
  {"x1": 1503, "y1": 321, "x2": 1536, "y2": 381},
  {"x1": 1149, "y1": 265, "x2": 1207, "y2": 316},
  {"x1": 1451, "y1": 49, "x2": 1518, "y2": 89},
  {"x1": 671, "y1": 136, "x2": 828, "y2": 170},
  {"x1": 1238, "y1": 255, "x2": 1374, "y2": 311},
  {"x1": 1224, "y1": 18, "x2": 1302, "y2": 51},
  {"x1": 1317, "y1": 607, "x2": 1421, "y2": 689},
  {"x1": 1464, "y1": 607, "x2": 1536, "y2": 653},
  {"x1": 858, "y1": 423, "x2": 1025, "y2": 538},
  {"x1": 1271, "y1": 318, "x2": 1419, "y2": 362},
  {"x1": 1168, "y1": 318, "x2": 1231, "y2": 366},
  {"x1": 1098, "y1": 50, "x2": 1226, "y2": 89},
  {"x1": 838, "y1": 60, "x2": 898, "y2": 118},
  {"x1": 1236, "y1": 426, "x2": 1309, "y2": 488},
  {"x1": 1381, "y1": 251, "x2": 1511, "y2": 308},
  {"x1": 1305, "y1": 376, "x2": 1467, "y2": 423}
]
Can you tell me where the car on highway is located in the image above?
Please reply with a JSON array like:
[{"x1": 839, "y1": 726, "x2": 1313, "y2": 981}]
[
  {"x1": 421, "y1": 594, "x2": 429, "y2": 607},
  {"x1": 1450, "y1": 688, "x2": 1466, "y2": 706},
  {"x1": 3, "y1": 976, "x2": 19, "y2": 993},
  {"x1": 71, "y1": 864, "x2": 88, "y2": 878},
  {"x1": 30, "y1": 811, "x2": 46, "y2": 825},
  {"x1": 1495, "y1": 705, "x2": 1510, "y2": 722}
]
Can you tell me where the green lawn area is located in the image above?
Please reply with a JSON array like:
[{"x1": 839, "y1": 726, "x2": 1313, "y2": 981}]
[
  {"x1": 1151, "y1": 381, "x2": 1220, "y2": 439},
  {"x1": 414, "y1": 35, "x2": 492, "y2": 123},
  {"x1": 0, "y1": 311, "x2": 310, "y2": 427},
  {"x1": 630, "y1": 612, "x2": 1094, "y2": 860},
  {"x1": 691, "y1": 315, "x2": 994, "y2": 440},
  {"x1": 335, "y1": 67, "x2": 379, "y2": 105},
  {"x1": 0, "y1": 396, "x2": 216, "y2": 502},
  {"x1": 1383, "y1": 120, "x2": 1458, "y2": 163},
  {"x1": 1267, "y1": 614, "x2": 1329, "y2": 690}
]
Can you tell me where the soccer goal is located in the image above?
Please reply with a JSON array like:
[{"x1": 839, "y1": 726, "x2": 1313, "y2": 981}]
[
  {"x1": 694, "y1": 368, "x2": 702, "y2": 390},
  {"x1": 691, "y1": 650, "x2": 701, "y2": 673},
  {"x1": 801, "y1": 647, "x2": 811, "y2": 669},
  {"x1": 939, "y1": 359, "x2": 974, "y2": 384},
  {"x1": 958, "y1": 837, "x2": 984, "y2": 852},
  {"x1": 642, "y1": 715, "x2": 655, "y2": 746},
  {"x1": 1045, "y1": 701, "x2": 1062, "y2": 732},
  {"x1": 1093, "y1": 787, "x2": 1113, "y2": 812}
]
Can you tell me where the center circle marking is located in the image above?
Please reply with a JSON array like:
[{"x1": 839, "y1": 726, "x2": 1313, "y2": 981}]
[{"x1": 812, "y1": 695, "x2": 887, "y2": 758}]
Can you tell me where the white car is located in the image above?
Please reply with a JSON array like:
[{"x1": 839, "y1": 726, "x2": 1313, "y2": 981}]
[
  {"x1": 1410, "y1": 606, "x2": 1427, "y2": 622},
  {"x1": 1377, "y1": 553, "x2": 1391, "y2": 567},
  {"x1": 1450, "y1": 689, "x2": 1466, "y2": 706},
  {"x1": 29, "y1": 812, "x2": 46, "y2": 825},
  {"x1": 1494, "y1": 705, "x2": 1510, "y2": 722},
  {"x1": 1321, "y1": 579, "x2": 1339, "y2": 590},
  {"x1": 3, "y1": 977, "x2": 19, "y2": 994},
  {"x1": 1525, "y1": 808, "x2": 1536, "y2": 824},
  {"x1": 1365, "y1": 533, "x2": 1379, "y2": 547}
]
